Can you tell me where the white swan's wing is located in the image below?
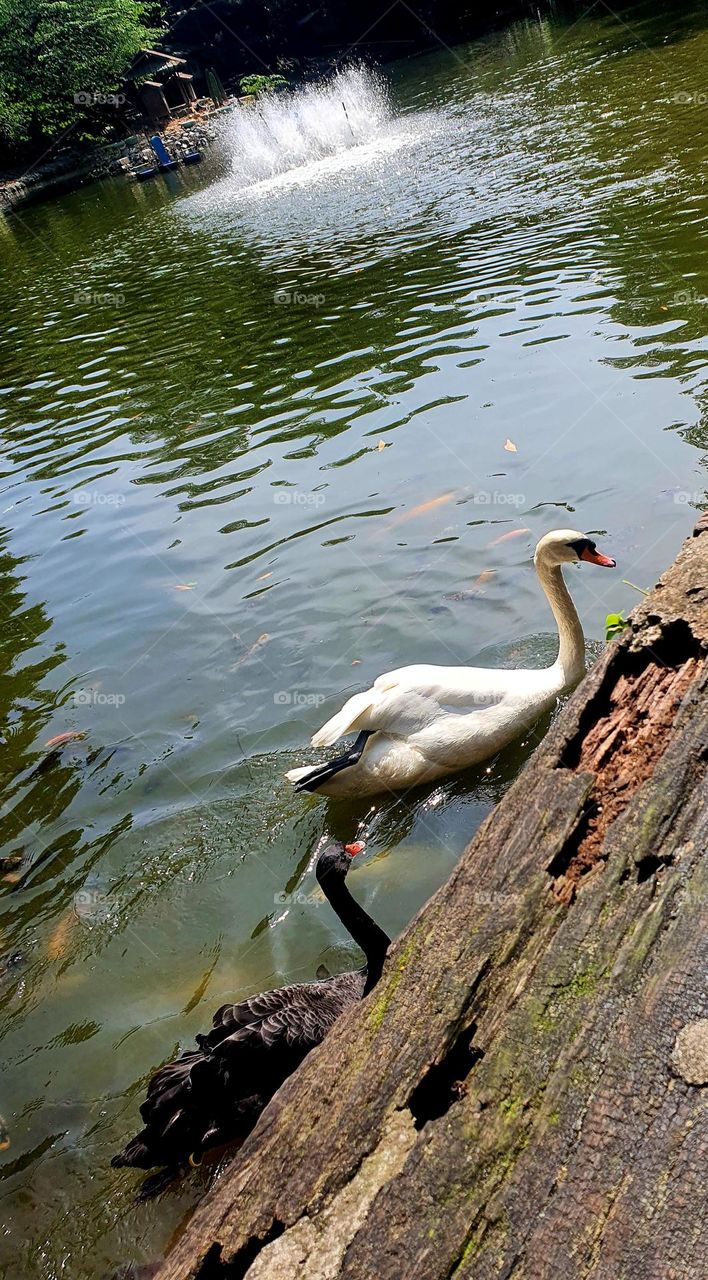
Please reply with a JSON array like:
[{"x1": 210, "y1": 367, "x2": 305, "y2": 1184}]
[
  {"x1": 382, "y1": 664, "x2": 518, "y2": 704},
  {"x1": 311, "y1": 688, "x2": 381, "y2": 747},
  {"x1": 311, "y1": 665, "x2": 514, "y2": 748}
]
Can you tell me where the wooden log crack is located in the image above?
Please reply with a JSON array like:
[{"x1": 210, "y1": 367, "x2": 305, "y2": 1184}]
[
  {"x1": 154, "y1": 519, "x2": 708, "y2": 1280},
  {"x1": 550, "y1": 641, "x2": 703, "y2": 904}
]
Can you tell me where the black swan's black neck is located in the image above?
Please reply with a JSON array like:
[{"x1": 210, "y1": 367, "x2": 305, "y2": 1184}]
[{"x1": 318, "y1": 869, "x2": 390, "y2": 995}]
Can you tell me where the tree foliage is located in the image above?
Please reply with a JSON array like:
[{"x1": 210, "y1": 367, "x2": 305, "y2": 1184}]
[
  {"x1": 239, "y1": 73, "x2": 287, "y2": 95},
  {"x1": 0, "y1": 0, "x2": 158, "y2": 149}
]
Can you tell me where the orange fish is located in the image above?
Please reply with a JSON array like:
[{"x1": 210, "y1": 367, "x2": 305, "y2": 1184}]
[
  {"x1": 388, "y1": 492, "x2": 456, "y2": 529},
  {"x1": 44, "y1": 731, "x2": 85, "y2": 749},
  {"x1": 47, "y1": 910, "x2": 76, "y2": 961},
  {"x1": 489, "y1": 528, "x2": 531, "y2": 547},
  {"x1": 504, "y1": 438, "x2": 518, "y2": 453}
]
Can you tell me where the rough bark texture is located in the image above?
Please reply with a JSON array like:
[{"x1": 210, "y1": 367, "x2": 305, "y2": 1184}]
[{"x1": 156, "y1": 519, "x2": 708, "y2": 1280}]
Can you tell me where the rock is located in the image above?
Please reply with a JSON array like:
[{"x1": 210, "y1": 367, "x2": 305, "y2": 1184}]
[{"x1": 671, "y1": 1019, "x2": 708, "y2": 1085}]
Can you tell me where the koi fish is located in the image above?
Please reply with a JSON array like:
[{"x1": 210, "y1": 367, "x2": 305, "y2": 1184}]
[
  {"x1": 489, "y1": 528, "x2": 530, "y2": 547},
  {"x1": 387, "y1": 492, "x2": 456, "y2": 529}
]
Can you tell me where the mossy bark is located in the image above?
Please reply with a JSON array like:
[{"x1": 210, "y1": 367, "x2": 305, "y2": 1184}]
[{"x1": 156, "y1": 518, "x2": 708, "y2": 1280}]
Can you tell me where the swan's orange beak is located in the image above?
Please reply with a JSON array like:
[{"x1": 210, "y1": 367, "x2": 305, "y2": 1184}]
[
  {"x1": 344, "y1": 841, "x2": 365, "y2": 857},
  {"x1": 580, "y1": 547, "x2": 616, "y2": 567}
]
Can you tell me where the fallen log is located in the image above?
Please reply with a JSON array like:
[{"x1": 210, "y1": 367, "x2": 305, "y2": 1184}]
[{"x1": 157, "y1": 517, "x2": 708, "y2": 1280}]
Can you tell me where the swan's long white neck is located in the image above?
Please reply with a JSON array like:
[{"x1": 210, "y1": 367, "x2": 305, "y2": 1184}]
[{"x1": 535, "y1": 558, "x2": 585, "y2": 686}]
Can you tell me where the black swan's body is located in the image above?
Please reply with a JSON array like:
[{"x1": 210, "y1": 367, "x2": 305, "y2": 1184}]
[{"x1": 112, "y1": 842, "x2": 388, "y2": 1195}]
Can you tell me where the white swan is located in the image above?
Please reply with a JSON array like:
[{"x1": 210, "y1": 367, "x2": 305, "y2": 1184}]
[{"x1": 286, "y1": 529, "x2": 616, "y2": 798}]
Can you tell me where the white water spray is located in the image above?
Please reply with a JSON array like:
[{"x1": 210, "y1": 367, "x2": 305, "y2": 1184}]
[{"x1": 220, "y1": 67, "x2": 392, "y2": 187}]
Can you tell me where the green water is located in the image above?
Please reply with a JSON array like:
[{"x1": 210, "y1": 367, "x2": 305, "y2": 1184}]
[{"x1": 1, "y1": 5, "x2": 707, "y2": 1276}]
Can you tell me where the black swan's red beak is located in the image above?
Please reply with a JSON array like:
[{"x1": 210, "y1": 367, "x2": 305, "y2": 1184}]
[{"x1": 344, "y1": 841, "x2": 365, "y2": 856}]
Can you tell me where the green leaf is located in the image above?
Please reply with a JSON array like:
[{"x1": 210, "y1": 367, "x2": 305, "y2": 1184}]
[{"x1": 605, "y1": 611, "x2": 629, "y2": 642}]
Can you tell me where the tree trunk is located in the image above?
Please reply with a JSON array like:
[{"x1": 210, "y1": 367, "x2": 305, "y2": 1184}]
[{"x1": 156, "y1": 518, "x2": 708, "y2": 1280}]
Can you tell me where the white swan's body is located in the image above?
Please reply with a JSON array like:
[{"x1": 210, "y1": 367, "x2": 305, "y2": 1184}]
[{"x1": 286, "y1": 530, "x2": 615, "y2": 797}]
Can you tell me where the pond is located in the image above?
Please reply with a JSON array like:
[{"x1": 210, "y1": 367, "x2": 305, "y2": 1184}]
[{"x1": 1, "y1": 3, "x2": 707, "y2": 1275}]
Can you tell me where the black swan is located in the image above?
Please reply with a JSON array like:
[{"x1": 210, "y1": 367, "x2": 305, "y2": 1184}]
[{"x1": 112, "y1": 841, "x2": 389, "y2": 1196}]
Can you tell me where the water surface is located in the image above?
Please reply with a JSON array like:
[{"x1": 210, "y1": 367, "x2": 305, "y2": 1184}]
[{"x1": 1, "y1": 6, "x2": 707, "y2": 1276}]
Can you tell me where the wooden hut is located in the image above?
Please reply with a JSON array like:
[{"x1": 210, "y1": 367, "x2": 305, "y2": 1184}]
[{"x1": 125, "y1": 49, "x2": 197, "y2": 126}]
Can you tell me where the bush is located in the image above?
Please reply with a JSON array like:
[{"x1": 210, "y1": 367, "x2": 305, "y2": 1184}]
[{"x1": 239, "y1": 73, "x2": 288, "y2": 96}]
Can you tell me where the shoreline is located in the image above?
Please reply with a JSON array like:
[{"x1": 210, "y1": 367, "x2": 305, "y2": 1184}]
[{"x1": 0, "y1": 109, "x2": 232, "y2": 215}]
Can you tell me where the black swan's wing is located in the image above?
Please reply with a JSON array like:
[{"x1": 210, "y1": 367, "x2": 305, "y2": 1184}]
[
  {"x1": 111, "y1": 972, "x2": 364, "y2": 1173},
  {"x1": 205, "y1": 971, "x2": 364, "y2": 1054}
]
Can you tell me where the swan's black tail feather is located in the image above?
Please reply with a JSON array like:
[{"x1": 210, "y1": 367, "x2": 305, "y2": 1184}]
[
  {"x1": 293, "y1": 731, "x2": 373, "y2": 793},
  {"x1": 111, "y1": 1049, "x2": 233, "y2": 1175},
  {"x1": 111, "y1": 1133, "x2": 153, "y2": 1170}
]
